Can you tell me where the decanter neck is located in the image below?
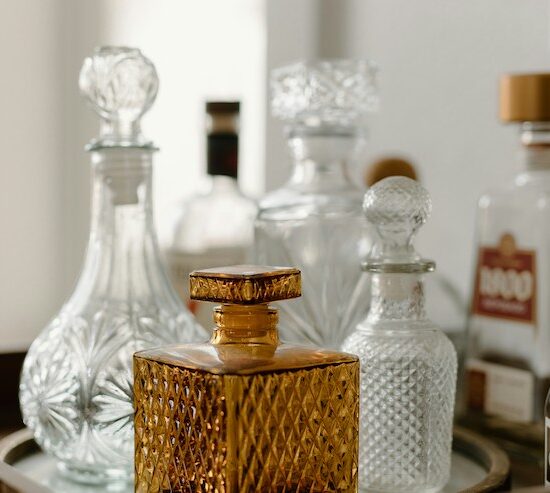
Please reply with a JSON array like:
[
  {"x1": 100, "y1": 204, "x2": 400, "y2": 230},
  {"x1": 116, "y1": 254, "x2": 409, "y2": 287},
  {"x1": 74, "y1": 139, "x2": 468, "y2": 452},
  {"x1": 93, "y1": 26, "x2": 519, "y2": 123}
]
[
  {"x1": 89, "y1": 147, "x2": 154, "y2": 231},
  {"x1": 366, "y1": 273, "x2": 426, "y2": 323},
  {"x1": 72, "y1": 147, "x2": 164, "y2": 302},
  {"x1": 519, "y1": 122, "x2": 550, "y2": 170},
  {"x1": 285, "y1": 128, "x2": 363, "y2": 189},
  {"x1": 210, "y1": 304, "x2": 279, "y2": 347}
]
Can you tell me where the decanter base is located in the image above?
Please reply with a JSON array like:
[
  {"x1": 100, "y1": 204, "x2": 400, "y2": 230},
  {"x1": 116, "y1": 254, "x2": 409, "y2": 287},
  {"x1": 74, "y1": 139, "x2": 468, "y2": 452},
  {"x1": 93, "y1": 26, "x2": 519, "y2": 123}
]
[{"x1": 57, "y1": 460, "x2": 131, "y2": 488}]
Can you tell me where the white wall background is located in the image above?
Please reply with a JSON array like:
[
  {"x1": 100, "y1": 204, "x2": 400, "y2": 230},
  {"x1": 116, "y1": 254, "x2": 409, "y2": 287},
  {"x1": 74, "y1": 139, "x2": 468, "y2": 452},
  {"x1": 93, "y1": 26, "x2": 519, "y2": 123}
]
[
  {"x1": 313, "y1": 0, "x2": 550, "y2": 298},
  {"x1": 2, "y1": 1, "x2": 550, "y2": 349}
]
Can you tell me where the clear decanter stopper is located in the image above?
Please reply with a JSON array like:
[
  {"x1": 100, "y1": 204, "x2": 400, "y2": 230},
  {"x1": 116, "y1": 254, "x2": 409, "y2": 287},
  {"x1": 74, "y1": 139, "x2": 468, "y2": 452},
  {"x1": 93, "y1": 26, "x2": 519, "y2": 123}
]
[
  {"x1": 271, "y1": 59, "x2": 378, "y2": 128},
  {"x1": 79, "y1": 46, "x2": 158, "y2": 149},
  {"x1": 363, "y1": 176, "x2": 435, "y2": 272}
]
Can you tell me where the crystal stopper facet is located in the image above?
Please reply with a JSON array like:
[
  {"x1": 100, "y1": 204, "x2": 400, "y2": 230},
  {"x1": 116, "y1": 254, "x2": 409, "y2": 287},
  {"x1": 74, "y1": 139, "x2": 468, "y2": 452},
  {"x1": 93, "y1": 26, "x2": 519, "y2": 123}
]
[
  {"x1": 363, "y1": 176, "x2": 434, "y2": 272},
  {"x1": 79, "y1": 46, "x2": 158, "y2": 149},
  {"x1": 271, "y1": 59, "x2": 378, "y2": 127}
]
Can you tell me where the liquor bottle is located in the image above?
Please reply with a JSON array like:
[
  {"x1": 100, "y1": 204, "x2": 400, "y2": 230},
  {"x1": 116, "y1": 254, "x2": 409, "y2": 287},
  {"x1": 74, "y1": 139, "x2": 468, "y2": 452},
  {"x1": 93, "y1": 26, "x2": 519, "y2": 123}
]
[
  {"x1": 255, "y1": 59, "x2": 378, "y2": 349},
  {"x1": 19, "y1": 47, "x2": 203, "y2": 484},
  {"x1": 164, "y1": 101, "x2": 256, "y2": 328},
  {"x1": 465, "y1": 73, "x2": 550, "y2": 454},
  {"x1": 134, "y1": 265, "x2": 359, "y2": 492},
  {"x1": 364, "y1": 157, "x2": 467, "y2": 356},
  {"x1": 342, "y1": 177, "x2": 457, "y2": 492}
]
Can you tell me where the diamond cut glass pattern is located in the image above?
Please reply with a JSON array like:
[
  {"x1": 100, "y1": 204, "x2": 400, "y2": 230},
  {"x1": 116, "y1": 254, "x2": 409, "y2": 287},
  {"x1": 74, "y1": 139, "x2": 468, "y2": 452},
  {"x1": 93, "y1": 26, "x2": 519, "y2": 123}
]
[
  {"x1": 134, "y1": 266, "x2": 360, "y2": 492},
  {"x1": 342, "y1": 177, "x2": 457, "y2": 493}
]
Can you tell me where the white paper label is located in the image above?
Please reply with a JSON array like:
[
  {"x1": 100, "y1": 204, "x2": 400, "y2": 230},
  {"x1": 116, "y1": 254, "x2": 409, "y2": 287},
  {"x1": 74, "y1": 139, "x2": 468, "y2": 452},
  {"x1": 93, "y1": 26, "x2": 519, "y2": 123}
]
[{"x1": 466, "y1": 358, "x2": 535, "y2": 423}]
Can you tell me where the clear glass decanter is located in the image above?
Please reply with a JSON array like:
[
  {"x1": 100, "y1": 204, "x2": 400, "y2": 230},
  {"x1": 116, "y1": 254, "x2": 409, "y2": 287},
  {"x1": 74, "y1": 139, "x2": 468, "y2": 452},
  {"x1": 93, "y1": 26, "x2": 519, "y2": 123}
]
[
  {"x1": 19, "y1": 47, "x2": 203, "y2": 485},
  {"x1": 364, "y1": 157, "x2": 467, "y2": 355},
  {"x1": 164, "y1": 102, "x2": 257, "y2": 328},
  {"x1": 255, "y1": 60, "x2": 378, "y2": 349},
  {"x1": 342, "y1": 177, "x2": 457, "y2": 493}
]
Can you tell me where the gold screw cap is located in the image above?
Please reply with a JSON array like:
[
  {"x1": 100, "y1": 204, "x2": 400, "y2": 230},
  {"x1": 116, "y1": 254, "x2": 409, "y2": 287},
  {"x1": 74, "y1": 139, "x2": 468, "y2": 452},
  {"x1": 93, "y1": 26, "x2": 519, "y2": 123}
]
[
  {"x1": 500, "y1": 73, "x2": 550, "y2": 122},
  {"x1": 190, "y1": 265, "x2": 301, "y2": 305}
]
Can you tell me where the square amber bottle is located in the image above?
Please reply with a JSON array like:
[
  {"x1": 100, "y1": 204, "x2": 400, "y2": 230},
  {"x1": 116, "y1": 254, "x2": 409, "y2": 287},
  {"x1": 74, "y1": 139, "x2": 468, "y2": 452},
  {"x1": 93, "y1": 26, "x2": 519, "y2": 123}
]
[{"x1": 134, "y1": 265, "x2": 359, "y2": 492}]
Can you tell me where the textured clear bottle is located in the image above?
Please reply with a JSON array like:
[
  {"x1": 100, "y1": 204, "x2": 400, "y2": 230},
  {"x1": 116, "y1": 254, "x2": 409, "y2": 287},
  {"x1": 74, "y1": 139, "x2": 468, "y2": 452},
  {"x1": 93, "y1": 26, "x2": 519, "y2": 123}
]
[
  {"x1": 466, "y1": 74, "x2": 550, "y2": 448},
  {"x1": 342, "y1": 177, "x2": 457, "y2": 493},
  {"x1": 134, "y1": 265, "x2": 360, "y2": 492},
  {"x1": 255, "y1": 60, "x2": 377, "y2": 349},
  {"x1": 19, "y1": 47, "x2": 202, "y2": 484},
  {"x1": 164, "y1": 102, "x2": 256, "y2": 327}
]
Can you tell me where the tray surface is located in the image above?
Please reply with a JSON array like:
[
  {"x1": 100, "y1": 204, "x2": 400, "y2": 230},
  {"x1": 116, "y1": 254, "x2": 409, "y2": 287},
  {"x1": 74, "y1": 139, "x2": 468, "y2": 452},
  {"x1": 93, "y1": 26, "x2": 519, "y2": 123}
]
[{"x1": 0, "y1": 427, "x2": 510, "y2": 493}]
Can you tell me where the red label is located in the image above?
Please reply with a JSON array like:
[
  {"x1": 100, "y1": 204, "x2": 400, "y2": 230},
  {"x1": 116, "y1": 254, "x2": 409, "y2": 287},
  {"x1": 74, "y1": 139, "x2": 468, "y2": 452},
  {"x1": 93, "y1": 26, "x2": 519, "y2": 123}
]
[{"x1": 472, "y1": 233, "x2": 536, "y2": 324}]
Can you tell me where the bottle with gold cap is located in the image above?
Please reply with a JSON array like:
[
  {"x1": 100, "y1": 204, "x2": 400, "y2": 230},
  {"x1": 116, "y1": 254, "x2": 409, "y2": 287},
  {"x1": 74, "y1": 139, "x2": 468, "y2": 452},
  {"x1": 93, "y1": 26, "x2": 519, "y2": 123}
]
[
  {"x1": 134, "y1": 265, "x2": 359, "y2": 492},
  {"x1": 465, "y1": 73, "x2": 550, "y2": 455}
]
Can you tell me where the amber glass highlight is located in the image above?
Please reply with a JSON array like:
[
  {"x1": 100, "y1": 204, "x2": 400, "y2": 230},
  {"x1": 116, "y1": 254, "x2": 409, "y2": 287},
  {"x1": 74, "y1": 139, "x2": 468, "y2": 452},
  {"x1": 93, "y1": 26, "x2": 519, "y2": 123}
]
[{"x1": 134, "y1": 265, "x2": 359, "y2": 492}]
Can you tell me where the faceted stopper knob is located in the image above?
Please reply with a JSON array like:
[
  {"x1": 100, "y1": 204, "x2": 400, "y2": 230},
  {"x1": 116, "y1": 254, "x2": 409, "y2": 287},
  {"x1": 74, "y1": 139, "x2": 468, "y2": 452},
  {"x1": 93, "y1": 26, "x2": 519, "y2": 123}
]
[
  {"x1": 190, "y1": 265, "x2": 301, "y2": 305},
  {"x1": 271, "y1": 59, "x2": 378, "y2": 127},
  {"x1": 363, "y1": 176, "x2": 434, "y2": 272},
  {"x1": 79, "y1": 46, "x2": 158, "y2": 148}
]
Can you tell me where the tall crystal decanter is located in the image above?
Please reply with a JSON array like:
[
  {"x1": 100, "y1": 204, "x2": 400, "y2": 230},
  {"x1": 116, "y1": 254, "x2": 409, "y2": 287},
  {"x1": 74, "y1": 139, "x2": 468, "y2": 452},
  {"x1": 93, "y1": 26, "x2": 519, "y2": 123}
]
[
  {"x1": 342, "y1": 177, "x2": 457, "y2": 493},
  {"x1": 255, "y1": 60, "x2": 377, "y2": 348},
  {"x1": 19, "y1": 47, "x2": 203, "y2": 485}
]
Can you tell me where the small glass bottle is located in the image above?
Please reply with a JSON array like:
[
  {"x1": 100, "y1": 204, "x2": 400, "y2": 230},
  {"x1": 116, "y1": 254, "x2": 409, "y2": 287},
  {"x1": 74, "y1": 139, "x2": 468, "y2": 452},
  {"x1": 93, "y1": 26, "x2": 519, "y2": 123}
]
[
  {"x1": 164, "y1": 101, "x2": 257, "y2": 328},
  {"x1": 134, "y1": 265, "x2": 360, "y2": 492},
  {"x1": 465, "y1": 74, "x2": 550, "y2": 453},
  {"x1": 19, "y1": 47, "x2": 202, "y2": 484},
  {"x1": 255, "y1": 60, "x2": 378, "y2": 349},
  {"x1": 364, "y1": 157, "x2": 467, "y2": 355},
  {"x1": 342, "y1": 177, "x2": 457, "y2": 493}
]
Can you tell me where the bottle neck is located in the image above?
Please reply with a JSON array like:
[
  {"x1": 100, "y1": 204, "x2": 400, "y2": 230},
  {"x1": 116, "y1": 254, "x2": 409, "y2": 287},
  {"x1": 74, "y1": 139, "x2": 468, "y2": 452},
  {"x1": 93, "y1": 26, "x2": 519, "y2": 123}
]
[
  {"x1": 519, "y1": 122, "x2": 550, "y2": 170},
  {"x1": 73, "y1": 147, "x2": 163, "y2": 302},
  {"x1": 285, "y1": 127, "x2": 363, "y2": 190},
  {"x1": 210, "y1": 304, "x2": 279, "y2": 347},
  {"x1": 207, "y1": 174, "x2": 240, "y2": 194},
  {"x1": 366, "y1": 273, "x2": 426, "y2": 324}
]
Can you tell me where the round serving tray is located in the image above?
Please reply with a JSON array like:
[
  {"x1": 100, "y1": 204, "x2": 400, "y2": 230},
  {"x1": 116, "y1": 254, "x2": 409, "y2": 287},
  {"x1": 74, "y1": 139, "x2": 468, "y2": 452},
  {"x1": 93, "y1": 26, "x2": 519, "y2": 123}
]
[{"x1": 0, "y1": 426, "x2": 510, "y2": 493}]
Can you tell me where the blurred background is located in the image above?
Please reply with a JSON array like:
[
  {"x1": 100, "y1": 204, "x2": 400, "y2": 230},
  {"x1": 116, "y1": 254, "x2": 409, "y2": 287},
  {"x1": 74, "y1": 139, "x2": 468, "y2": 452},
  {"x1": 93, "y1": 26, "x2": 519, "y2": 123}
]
[{"x1": 1, "y1": 0, "x2": 549, "y2": 352}]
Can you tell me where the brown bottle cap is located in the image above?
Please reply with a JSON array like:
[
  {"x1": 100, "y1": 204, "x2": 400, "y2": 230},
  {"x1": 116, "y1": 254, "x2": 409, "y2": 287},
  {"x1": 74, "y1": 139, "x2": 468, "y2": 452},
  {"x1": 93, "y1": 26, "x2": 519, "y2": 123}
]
[
  {"x1": 364, "y1": 157, "x2": 417, "y2": 187},
  {"x1": 500, "y1": 73, "x2": 550, "y2": 122},
  {"x1": 190, "y1": 265, "x2": 301, "y2": 304}
]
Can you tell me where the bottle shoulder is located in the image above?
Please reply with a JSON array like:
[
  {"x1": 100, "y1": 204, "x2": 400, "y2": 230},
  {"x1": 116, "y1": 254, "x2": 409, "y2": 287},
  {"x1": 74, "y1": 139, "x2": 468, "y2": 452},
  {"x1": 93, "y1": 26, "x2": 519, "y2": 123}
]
[
  {"x1": 135, "y1": 342, "x2": 358, "y2": 376},
  {"x1": 343, "y1": 322, "x2": 456, "y2": 359},
  {"x1": 258, "y1": 185, "x2": 363, "y2": 220}
]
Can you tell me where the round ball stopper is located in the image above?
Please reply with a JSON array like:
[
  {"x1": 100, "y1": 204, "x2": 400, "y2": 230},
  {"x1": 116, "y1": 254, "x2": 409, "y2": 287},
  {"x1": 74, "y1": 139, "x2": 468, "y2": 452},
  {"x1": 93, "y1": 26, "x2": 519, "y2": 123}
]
[
  {"x1": 364, "y1": 176, "x2": 431, "y2": 255},
  {"x1": 79, "y1": 46, "x2": 158, "y2": 131}
]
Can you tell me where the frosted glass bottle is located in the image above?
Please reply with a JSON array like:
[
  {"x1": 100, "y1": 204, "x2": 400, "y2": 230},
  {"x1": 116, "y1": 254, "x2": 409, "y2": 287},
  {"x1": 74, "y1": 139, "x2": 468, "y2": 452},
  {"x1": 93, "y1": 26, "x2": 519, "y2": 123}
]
[
  {"x1": 164, "y1": 102, "x2": 256, "y2": 327},
  {"x1": 19, "y1": 47, "x2": 203, "y2": 485},
  {"x1": 342, "y1": 177, "x2": 457, "y2": 493},
  {"x1": 255, "y1": 60, "x2": 378, "y2": 349}
]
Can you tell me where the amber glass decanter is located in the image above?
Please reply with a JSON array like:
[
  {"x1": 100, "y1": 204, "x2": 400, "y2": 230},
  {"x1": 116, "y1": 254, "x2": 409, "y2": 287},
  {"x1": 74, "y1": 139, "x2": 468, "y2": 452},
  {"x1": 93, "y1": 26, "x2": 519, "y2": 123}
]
[
  {"x1": 134, "y1": 265, "x2": 359, "y2": 492},
  {"x1": 255, "y1": 60, "x2": 377, "y2": 349},
  {"x1": 19, "y1": 47, "x2": 202, "y2": 485},
  {"x1": 342, "y1": 177, "x2": 457, "y2": 493}
]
